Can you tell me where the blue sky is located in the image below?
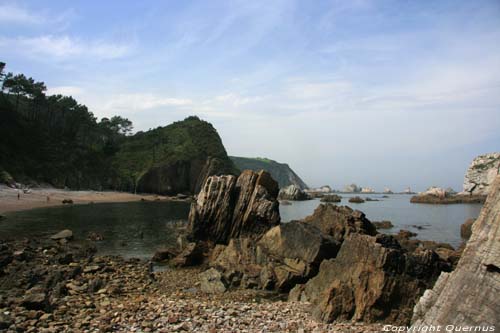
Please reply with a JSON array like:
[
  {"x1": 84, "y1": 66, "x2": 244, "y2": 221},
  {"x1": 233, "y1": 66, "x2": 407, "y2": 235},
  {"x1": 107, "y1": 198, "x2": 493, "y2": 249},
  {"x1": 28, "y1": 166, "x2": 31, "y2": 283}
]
[{"x1": 1, "y1": 0, "x2": 499, "y2": 191}]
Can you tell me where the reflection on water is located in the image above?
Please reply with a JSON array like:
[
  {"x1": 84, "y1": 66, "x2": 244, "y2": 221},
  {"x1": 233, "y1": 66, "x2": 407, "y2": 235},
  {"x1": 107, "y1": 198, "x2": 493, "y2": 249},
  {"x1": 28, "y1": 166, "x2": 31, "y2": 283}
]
[
  {"x1": 0, "y1": 201, "x2": 190, "y2": 259},
  {"x1": 0, "y1": 194, "x2": 482, "y2": 258},
  {"x1": 279, "y1": 194, "x2": 482, "y2": 247}
]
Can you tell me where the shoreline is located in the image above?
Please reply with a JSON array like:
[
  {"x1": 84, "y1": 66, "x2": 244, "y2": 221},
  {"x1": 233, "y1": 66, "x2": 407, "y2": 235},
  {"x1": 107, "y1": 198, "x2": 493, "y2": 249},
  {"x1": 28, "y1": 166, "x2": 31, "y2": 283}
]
[{"x1": 0, "y1": 185, "x2": 186, "y2": 215}]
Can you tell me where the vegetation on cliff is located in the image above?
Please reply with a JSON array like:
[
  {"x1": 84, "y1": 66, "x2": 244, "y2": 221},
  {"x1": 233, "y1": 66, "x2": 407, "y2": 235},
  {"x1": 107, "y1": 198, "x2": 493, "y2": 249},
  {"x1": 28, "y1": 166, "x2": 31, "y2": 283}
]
[
  {"x1": 230, "y1": 156, "x2": 308, "y2": 189},
  {"x1": 0, "y1": 62, "x2": 236, "y2": 194}
]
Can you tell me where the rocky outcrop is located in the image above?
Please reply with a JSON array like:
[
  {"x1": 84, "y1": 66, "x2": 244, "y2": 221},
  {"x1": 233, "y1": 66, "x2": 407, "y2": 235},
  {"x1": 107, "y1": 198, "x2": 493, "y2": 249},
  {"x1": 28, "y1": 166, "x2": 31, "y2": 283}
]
[
  {"x1": 410, "y1": 186, "x2": 486, "y2": 204},
  {"x1": 460, "y1": 218, "x2": 475, "y2": 240},
  {"x1": 348, "y1": 196, "x2": 365, "y2": 203},
  {"x1": 207, "y1": 221, "x2": 339, "y2": 292},
  {"x1": 278, "y1": 184, "x2": 310, "y2": 201},
  {"x1": 462, "y1": 153, "x2": 500, "y2": 196},
  {"x1": 411, "y1": 175, "x2": 500, "y2": 328},
  {"x1": 320, "y1": 194, "x2": 342, "y2": 203},
  {"x1": 230, "y1": 156, "x2": 308, "y2": 189},
  {"x1": 289, "y1": 233, "x2": 448, "y2": 325},
  {"x1": 187, "y1": 170, "x2": 280, "y2": 244},
  {"x1": 303, "y1": 204, "x2": 377, "y2": 243}
]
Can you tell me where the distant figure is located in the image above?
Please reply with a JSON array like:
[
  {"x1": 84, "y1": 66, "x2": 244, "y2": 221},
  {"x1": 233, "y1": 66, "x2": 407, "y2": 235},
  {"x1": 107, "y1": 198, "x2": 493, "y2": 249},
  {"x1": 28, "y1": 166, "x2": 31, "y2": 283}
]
[
  {"x1": 47, "y1": 195, "x2": 50, "y2": 202},
  {"x1": 17, "y1": 191, "x2": 20, "y2": 200}
]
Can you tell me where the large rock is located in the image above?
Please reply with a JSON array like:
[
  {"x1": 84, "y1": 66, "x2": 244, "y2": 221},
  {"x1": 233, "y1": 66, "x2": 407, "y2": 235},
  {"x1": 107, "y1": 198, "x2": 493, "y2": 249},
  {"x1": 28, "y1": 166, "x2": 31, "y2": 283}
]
[
  {"x1": 411, "y1": 175, "x2": 500, "y2": 328},
  {"x1": 462, "y1": 153, "x2": 500, "y2": 196},
  {"x1": 302, "y1": 204, "x2": 377, "y2": 243},
  {"x1": 187, "y1": 170, "x2": 280, "y2": 244},
  {"x1": 50, "y1": 229, "x2": 73, "y2": 241},
  {"x1": 290, "y1": 233, "x2": 447, "y2": 325},
  {"x1": 207, "y1": 221, "x2": 339, "y2": 292},
  {"x1": 278, "y1": 185, "x2": 310, "y2": 201}
]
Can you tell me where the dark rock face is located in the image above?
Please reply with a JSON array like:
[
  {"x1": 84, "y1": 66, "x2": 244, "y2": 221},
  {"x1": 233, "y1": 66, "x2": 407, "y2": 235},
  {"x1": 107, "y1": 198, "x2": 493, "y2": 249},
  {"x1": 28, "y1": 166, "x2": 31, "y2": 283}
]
[
  {"x1": 412, "y1": 175, "x2": 500, "y2": 328},
  {"x1": 460, "y1": 218, "x2": 475, "y2": 240},
  {"x1": 289, "y1": 233, "x2": 447, "y2": 325},
  {"x1": 187, "y1": 170, "x2": 280, "y2": 244},
  {"x1": 302, "y1": 204, "x2": 377, "y2": 243},
  {"x1": 208, "y1": 221, "x2": 339, "y2": 292}
]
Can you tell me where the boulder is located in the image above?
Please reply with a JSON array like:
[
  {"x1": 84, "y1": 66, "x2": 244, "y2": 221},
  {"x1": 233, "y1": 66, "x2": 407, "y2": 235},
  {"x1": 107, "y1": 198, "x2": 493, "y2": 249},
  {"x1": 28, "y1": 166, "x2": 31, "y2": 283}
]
[
  {"x1": 278, "y1": 185, "x2": 310, "y2": 201},
  {"x1": 320, "y1": 194, "x2": 342, "y2": 203},
  {"x1": 348, "y1": 196, "x2": 365, "y2": 203},
  {"x1": 50, "y1": 229, "x2": 73, "y2": 241},
  {"x1": 373, "y1": 220, "x2": 394, "y2": 229},
  {"x1": 302, "y1": 204, "x2": 377, "y2": 243},
  {"x1": 187, "y1": 170, "x2": 280, "y2": 244},
  {"x1": 411, "y1": 175, "x2": 500, "y2": 328},
  {"x1": 460, "y1": 218, "x2": 475, "y2": 240},
  {"x1": 171, "y1": 242, "x2": 204, "y2": 267},
  {"x1": 289, "y1": 233, "x2": 447, "y2": 325},
  {"x1": 199, "y1": 268, "x2": 228, "y2": 293},
  {"x1": 61, "y1": 199, "x2": 73, "y2": 204},
  {"x1": 462, "y1": 153, "x2": 500, "y2": 195}
]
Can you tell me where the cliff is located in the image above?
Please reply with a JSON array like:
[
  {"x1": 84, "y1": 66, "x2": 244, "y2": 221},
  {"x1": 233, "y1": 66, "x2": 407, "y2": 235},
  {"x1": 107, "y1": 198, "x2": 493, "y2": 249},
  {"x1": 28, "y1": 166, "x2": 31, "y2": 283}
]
[
  {"x1": 230, "y1": 156, "x2": 308, "y2": 189},
  {"x1": 113, "y1": 116, "x2": 238, "y2": 195},
  {"x1": 462, "y1": 153, "x2": 500, "y2": 195},
  {"x1": 411, "y1": 175, "x2": 500, "y2": 328}
]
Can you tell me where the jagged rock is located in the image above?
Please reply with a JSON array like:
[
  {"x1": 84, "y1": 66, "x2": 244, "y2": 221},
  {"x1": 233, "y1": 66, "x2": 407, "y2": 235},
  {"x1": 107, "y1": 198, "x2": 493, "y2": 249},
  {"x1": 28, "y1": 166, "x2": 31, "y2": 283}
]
[
  {"x1": 171, "y1": 242, "x2": 204, "y2": 267},
  {"x1": 411, "y1": 175, "x2": 500, "y2": 328},
  {"x1": 289, "y1": 233, "x2": 447, "y2": 325},
  {"x1": 152, "y1": 248, "x2": 177, "y2": 262},
  {"x1": 302, "y1": 204, "x2": 377, "y2": 243},
  {"x1": 187, "y1": 170, "x2": 280, "y2": 244},
  {"x1": 460, "y1": 218, "x2": 475, "y2": 240},
  {"x1": 199, "y1": 268, "x2": 228, "y2": 293},
  {"x1": 21, "y1": 291, "x2": 50, "y2": 311},
  {"x1": 50, "y1": 229, "x2": 73, "y2": 241},
  {"x1": 348, "y1": 196, "x2": 365, "y2": 203},
  {"x1": 462, "y1": 153, "x2": 500, "y2": 195},
  {"x1": 209, "y1": 221, "x2": 339, "y2": 292},
  {"x1": 320, "y1": 194, "x2": 342, "y2": 203},
  {"x1": 278, "y1": 184, "x2": 310, "y2": 201}
]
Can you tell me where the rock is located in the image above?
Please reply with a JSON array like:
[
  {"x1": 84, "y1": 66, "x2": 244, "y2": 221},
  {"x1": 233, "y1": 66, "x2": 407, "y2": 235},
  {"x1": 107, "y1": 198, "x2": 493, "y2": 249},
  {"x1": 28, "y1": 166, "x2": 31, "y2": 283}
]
[
  {"x1": 278, "y1": 185, "x2": 310, "y2": 201},
  {"x1": 364, "y1": 197, "x2": 379, "y2": 201},
  {"x1": 348, "y1": 196, "x2": 364, "y2": 203},
  {"x1": 171, "y1": 242, "x2": 204, "y2": 267},
  {"x1": 412, "y1": 175, "x2": 500, "y2": 328},
  {"x1": 279, "y1": 200, "x2": 292, "y2": 205},
  {"x1": 62, "y1": 199, "x2": 74, "y2": 204},
  {"x1": 462, "y1": 153, "x2": 500, "y2": 195},
  {"x1": 373, "y1": 220, "x2": 394, "y2": 229},
  {"x1": 290, "y1": 233, "x2": 447, "y2": 325},
  {"x1": 320, "y1": 194, "x2": 342, "y2": 203},
  {"x1": 21, "y1": 291, "x2": 50, "y2": 311},
  {"x1": 302, "y1": 204, "x2": 377, "y2": 243},
  {"x1": 460, "y1": 218, "x2": 475, "y2": 240},
  {"x1": 0, "y1": 313, "x2": 13, "y2": 330},
  {"x1": 50, "y1": 229, "x2": 73, "y2": 240},
  {"x1": 410, "y1": 186, "x2": 486, "y2": 204},
  {"x1": 199, "y1": 268, "x2": 228, "y2": 293},
  {"x1": 343, "y1": 184, "x2": 360, "y2": 193},
  {"x1": 187, "y1": 170, "x2": 280, "y2": 244},
  {"x1": 152, "y1": 248, "x2": 177, "y2": 262},
  {"x1": 87, "y1": 232, "x2": 104, "y2": 241}
]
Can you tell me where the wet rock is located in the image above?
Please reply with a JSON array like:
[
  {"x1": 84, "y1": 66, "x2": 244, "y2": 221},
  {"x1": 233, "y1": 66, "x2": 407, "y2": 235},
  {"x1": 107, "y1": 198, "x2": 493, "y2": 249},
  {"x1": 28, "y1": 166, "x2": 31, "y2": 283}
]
[
  {"x1": 62, "y1": 199, "x2": 74, "y2": 204},
  {"x1": 172, "y1": 242, "x2": 204, "y2": 267},
  {"x1": 320, "y1": 194, "x2": 342, "y2": 203},
  {"x1": 199, "y1": 268, "x2": 227, "y2": 293},
  {"x1": 348, "y1": 196, "x2": 365, "y2": 203},
  {"x1": 460, "y1": 218, "x2": 475, "y2": 240},
  {"x1": 87, "y1": 232, "x2": 104, "y2": 241},
  {"x1": 187, "y1": 170, "x2": 280, "y2": 244},
  {"x1": 151, "y1": 248, "x2": 177, "y2": 262},
  {"x1": 0, "y1": 312, "x2": 13, "y2": 330},
  {"x1": 373, "y1": 220, "x2": 394, "y2": 229},
  {"x1": 50, "y1": 229, "x2": 73, "y2": 241}
]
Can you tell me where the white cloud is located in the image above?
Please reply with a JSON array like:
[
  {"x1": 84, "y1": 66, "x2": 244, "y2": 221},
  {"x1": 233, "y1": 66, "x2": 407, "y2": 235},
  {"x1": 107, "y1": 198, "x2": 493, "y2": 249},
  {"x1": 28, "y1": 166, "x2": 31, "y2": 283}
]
[
  {"x1": 0, "y1": 35, "x2": 132, "y2": 60},
  {"x1": 46, "y1": 86, "x2": 84, "y2": 97},
  {"x1": 100, "y1": 93, "x2": 193, "y2": 113},
  {"x1": 0, "y1": 3, "x2": 42, "y2": 24}
]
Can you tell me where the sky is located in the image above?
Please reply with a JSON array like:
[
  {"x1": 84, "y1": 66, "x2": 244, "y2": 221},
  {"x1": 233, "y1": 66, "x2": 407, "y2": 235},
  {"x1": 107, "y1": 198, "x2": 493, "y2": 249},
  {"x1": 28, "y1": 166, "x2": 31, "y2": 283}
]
[{"x1": 1, "y1": 0, "x2": 499, "y2": 191}]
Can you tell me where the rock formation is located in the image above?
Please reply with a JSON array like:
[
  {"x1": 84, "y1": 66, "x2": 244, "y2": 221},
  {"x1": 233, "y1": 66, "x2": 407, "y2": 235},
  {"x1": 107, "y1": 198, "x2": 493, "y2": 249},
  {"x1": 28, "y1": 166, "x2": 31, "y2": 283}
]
[
  {"x1": 278, "y1": 184, "x2": 310, "y2": 201},
  {"x1": 410, "y1": 186, "x2": 485, "y2": 204},
  {"x1": 187, "y1": 170, "x2": 280, "y2": 244},
  {"x1": 230, "y1": 156, "x2": 309, "y2": 189},
  {"x1": 289, "y1": 233, "x2": 448, "y2": 325},
  {"x1": 320, "y1": 194, "x2": 342, "y2": 203},
  {"x1": 411, "y1": 175, "x2": 500, "y2": 328},
  {"x1": 462, "y1": 153, "x2": 500, "y2": 196}
]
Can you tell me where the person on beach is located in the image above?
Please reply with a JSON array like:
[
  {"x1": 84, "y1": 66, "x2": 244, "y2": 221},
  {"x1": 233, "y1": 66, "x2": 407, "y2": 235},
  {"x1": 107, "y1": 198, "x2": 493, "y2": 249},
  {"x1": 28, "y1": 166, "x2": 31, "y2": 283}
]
[
  {"x1": 47, "y1": 195, "x2": 50, "y2": 202},
  {"x1": 17, "y1": 191, "x2": 20, "y2": 200}
]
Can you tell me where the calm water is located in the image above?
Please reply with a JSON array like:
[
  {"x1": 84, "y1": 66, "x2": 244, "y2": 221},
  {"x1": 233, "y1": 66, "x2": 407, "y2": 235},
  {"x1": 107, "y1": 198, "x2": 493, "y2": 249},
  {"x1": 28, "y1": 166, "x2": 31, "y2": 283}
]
[
  {"x1": 280, "y1": 193, "x2": 482, "y2": 247},
  {"x1": 0, "y1": 194, "x2": 482, "y2": 258},
  {"x1": 0, "y1": 201, "x2": 190, "y2": 259}
]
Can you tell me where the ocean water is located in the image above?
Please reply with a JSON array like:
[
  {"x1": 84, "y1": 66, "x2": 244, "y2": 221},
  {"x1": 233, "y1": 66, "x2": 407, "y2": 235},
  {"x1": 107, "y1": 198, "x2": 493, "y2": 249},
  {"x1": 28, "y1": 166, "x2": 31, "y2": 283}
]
[{"x1": 0, "y1": 194, "x2": 482, "y2": 258}]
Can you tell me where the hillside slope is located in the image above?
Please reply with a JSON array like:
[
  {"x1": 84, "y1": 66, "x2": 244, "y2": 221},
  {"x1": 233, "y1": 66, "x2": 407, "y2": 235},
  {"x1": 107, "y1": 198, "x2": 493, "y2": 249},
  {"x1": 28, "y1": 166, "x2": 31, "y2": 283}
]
[{"x1": 230, "y1": 156, "x2": 308, "y2": 189}]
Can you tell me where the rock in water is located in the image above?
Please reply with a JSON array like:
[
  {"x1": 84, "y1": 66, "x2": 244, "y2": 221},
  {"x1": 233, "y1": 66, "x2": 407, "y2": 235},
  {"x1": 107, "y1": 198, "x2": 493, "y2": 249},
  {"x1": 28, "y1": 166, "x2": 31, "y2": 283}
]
[
  {"x1": 411, "y1": 175, "x2": 500, "y2": 328},
  {"x1": 462, "y1": 153, "x2": 500, "y2": 196},
  {"x1": 290, "y1": 233, "x2": 446, "y2": 325},
  {"x1": 460, "y1": 218, "x2": 475, "y2": 240},
  {"x1": 278, "y1": 185, "x2": 310, "y2": 201},
  {"x1": 187, "y1": 170, "x2": 280, "y2": 244}
]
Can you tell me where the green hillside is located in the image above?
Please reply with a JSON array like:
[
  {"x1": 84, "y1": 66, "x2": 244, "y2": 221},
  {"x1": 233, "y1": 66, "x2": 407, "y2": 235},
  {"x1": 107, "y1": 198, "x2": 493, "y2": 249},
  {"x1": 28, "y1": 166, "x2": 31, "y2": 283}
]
[{"x1": 230, "y1": 156, "x2": 308, "y2": 189}]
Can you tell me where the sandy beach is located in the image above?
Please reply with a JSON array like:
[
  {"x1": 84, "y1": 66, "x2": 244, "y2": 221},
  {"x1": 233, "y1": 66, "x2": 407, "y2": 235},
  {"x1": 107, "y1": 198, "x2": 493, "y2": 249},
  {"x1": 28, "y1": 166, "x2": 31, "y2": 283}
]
[{"x1": 0, "y1": 185, "x2": 173, "y2": 214}]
